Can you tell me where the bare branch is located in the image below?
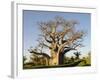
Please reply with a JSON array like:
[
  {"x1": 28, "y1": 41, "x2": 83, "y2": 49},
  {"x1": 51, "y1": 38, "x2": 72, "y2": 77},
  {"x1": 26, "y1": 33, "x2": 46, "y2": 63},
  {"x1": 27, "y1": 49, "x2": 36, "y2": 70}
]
[
  {"x1": 41, "y1": 43, "x2": 52, "y2": 49},
  {"x1": 29, "y1": 49, "x2": 51, "y2": 59},
  {"x1": 73, "y1": 43, "x2": 84, "y2": 49},
  {"x1": 44, "y1": 36, "x2": 52, "y2": 43},
  {"x1": 37, "y1": 39, "x2": 52, "y2": 49},
  {"x1": 62, "y1": 47, "x2": 76, "y2": 55},
  {"x1": 39, "y1": 34, "x2": 52, "y2": 43},
  {"x1": 61, "y1": 28, "x2": 73, "y2": 43}
]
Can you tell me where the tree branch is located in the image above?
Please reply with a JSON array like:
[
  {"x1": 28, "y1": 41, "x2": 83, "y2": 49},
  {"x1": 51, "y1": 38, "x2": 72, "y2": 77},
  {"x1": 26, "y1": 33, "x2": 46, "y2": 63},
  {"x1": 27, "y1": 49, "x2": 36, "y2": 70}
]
[
  {"x1": 41, "y1": 43, "x2": 52, "y2": 49},
  {"x1": 61, "y1": 31, "x2": 84, "y2": 49},
  {"x1": 62, "y1": 47, "x2": 76, "y2": 55},
  {"x1": 37, "y1": 38, "x2": 52, "y2": 49},
  {"x1": 61, "y1": 28, "x2": 72, "y2": 43},
  {"x1": 44, "y1": 35, "x2": 52, "y2": 43},
  {"x1": 30, "y1": 49, "x2": 51, "y2": 59}
]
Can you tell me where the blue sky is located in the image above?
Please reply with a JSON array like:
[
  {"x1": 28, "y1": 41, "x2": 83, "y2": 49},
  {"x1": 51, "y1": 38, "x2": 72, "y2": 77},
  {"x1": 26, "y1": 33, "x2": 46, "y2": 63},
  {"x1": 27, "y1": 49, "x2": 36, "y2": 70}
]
[{"x1": 23, "y1": 10, "x2": 91, "y2": 57}]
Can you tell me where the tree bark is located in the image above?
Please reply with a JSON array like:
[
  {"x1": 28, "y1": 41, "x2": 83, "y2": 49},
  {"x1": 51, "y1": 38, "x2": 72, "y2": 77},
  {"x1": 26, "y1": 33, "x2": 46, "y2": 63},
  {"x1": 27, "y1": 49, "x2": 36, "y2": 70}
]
[{"x1": 50, "y1": 47, "x2": 76, "y2": 65}]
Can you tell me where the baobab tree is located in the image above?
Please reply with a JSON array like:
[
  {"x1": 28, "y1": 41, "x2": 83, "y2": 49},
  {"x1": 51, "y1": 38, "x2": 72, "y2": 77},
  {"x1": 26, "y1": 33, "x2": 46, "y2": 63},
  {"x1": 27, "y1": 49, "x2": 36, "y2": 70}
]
[{"x1": 29, "y1": 16, "x2": 85, "y2": 66}]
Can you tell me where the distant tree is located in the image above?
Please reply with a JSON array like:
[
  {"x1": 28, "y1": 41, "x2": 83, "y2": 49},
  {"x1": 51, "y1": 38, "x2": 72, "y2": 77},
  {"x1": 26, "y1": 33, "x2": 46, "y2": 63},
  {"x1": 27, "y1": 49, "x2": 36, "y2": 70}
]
[
  {"x1": 23, "y1": 56, "x2": 27, "y2": 63},
  {"x1": 74, "y1": 52, "x2": 81, "y2": 59},
  {"x1": 70, "y1": 56, "x2": 74, "y2": 62}
]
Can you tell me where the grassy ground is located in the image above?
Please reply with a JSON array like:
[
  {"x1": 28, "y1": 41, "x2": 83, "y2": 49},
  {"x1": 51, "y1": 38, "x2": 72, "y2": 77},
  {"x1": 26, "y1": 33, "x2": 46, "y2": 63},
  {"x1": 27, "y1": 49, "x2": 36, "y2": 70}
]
[
  {"x1": 23, "y1": 59, "x2": 91, "y2": 69},
  {"x1": 77, "y1": 57, "x2": 91, "y2": 66}
]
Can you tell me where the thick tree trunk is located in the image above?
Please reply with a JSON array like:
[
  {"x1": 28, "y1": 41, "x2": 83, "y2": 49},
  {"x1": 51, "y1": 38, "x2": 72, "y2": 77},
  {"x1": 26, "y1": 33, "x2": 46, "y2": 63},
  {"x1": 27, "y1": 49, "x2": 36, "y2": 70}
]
[
  {"x1": 49, "y1": 43, "x2": 59, "y2": 65},
  {"x1": 49, "y1": 49, "x2": 65, "y2": 65},
  {"x1": 58, "y1": 48, "x2": 76, "y2": 65},
  {"x1": 49, "y1": 42, "x2": 76, "y2": 66},
  {"x1": 49, "y1": 52, "x2": 59, "y2": 65},
  {"x1": 49, "y1": 52, "x2": 64, "y2": 65},
  {"x1": 59, "y1": 53, "x2": 64, "y2": 65},
  {"x1": 49, "y1": 53, "x2": 64, "y2": 65}
]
